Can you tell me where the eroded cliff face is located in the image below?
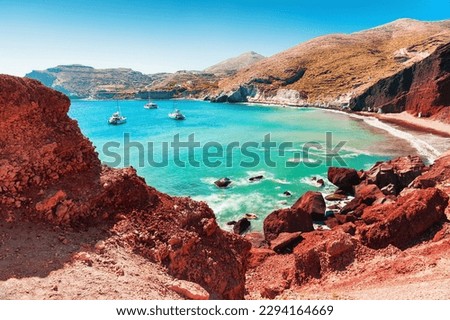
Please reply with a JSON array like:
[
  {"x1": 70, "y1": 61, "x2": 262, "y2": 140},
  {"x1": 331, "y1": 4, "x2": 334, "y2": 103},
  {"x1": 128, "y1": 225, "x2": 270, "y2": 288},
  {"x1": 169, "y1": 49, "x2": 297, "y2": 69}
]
[
  {"x1": 350, "y1": 42, "x2": 450, "y2": 122},
  {"x1": 0, "y1": 75, "x2": 250, "y2": 299}
]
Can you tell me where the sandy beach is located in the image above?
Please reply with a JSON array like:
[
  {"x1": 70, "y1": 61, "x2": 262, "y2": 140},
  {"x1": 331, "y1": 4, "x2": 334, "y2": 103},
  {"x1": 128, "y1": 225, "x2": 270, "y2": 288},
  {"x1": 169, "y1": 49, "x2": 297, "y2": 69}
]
[{"x1": 365, "y1": 111, "x2": 450, "y2": 138}]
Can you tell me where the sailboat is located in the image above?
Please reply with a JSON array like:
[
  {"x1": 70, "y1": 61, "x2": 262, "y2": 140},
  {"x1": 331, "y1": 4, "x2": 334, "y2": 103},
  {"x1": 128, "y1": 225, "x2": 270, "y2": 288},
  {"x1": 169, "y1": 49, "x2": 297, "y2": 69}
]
[
  {"x1": 144, "y1": 92, "x2": 158, "y2": 109},
  {"x1": 108, "y1": 98, "x2": 127, "y2": 125}
]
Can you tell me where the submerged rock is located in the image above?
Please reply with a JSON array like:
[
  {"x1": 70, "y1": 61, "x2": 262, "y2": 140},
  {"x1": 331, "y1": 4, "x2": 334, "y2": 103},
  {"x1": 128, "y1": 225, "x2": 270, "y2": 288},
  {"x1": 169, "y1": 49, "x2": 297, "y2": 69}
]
[
  {"x1": 317, "y1": 178, "x2": 325, "y2": 187},
  {"x1": 249, "y1": 175, "x2": 264, "y2": 182},
  {"x1": 214, "y1": 177, "x2": 232, "y2": 188}
]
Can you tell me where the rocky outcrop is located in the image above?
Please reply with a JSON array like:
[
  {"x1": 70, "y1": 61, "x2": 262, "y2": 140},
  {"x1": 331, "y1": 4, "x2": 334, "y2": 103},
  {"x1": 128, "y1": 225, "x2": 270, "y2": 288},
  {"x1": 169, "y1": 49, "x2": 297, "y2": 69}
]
[
  {"x1": 327, "y1": 167, "x2": 360, "y2": 192},
  {"x1": 210, "y1": 85, "x2": 257, "y2": 103},
  {"x1": 365, "y1": 155, "x2": 425, "y2": 194},
  {"x1": 0, "y1": 76, "x2": 101, "y2": 213},
  {"x1": 294, "y1": 230, "x2": 356, "y2": 281},
  {"x1": 322, "y1": 155, "x2": 449, "y2": 249},
  {"x1": 360, "y1": 188, "x2": 448, "y2": 248},
  {"x1": 413, "y1": 151, "x2": 450, "y2": 190},
  {"x1": 263, "y1": 208, "x2": 313, "y2": 242},
  {"x1": 0, "y1": 75, "x2": 250, "y2": 299},
  {"x1": 350, "y1": 42, "x2": 450, "y2": 122},
  {"x1": 249, "y1": 152, "x2": 450, "y2": 298}
]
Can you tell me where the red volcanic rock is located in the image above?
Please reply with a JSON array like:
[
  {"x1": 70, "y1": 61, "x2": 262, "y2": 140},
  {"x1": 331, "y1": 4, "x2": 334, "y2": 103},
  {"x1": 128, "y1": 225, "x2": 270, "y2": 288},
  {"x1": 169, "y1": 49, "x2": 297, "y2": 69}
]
[
  {"x1": 168, "y1": 280, "x2": 210, "y2": 300},
  {"x1": 390, "y1": 156, "x2": 426, "y2": 188},
  {"x1": 233, "y1": 217, "x2": 251, "y2": 235},
  {"x1": 350, "y1": 42, "x2": 450, "y2": 123},
  {"x1": 325, "y1": 193, "x2": 348, "y2": 201},
  {"x1": 0, "y1": 76, "x2": 101, "y2": 212},
  {"x1": 327, "y1": 167, "x2": 360, "y2": 192},
  {"x1": 270, "y1": 232, "x2": 303, "y2": 253},
  {"x1": 325, "y1": 217, "x2": 340, "y2": 229},
  {"x1": 293, "y1": 230, "x2": 356, "y2": 281},
  {"x1": 354, "y1": 183, "x2": 385, "y2": 201},
  {"x1": 413, "y1": 152, "x2": 450, "y2": 189},
  {"x1": 244, "y1": 232, "x2": 268, "y2": 248},
  {"x1": 292, "y1": 191, "x2": 326, "y2": 221},
  {"x1": 366, "y1": 156, "x2": 425, "y2": 193},
  {"x1": 247, "y1": 248, "x2": 276, "y2": 269},
  {"x1": 340, "y1": 222, "x2": 356, "y2": 235},
  {"x1": 360, "y1": 188, "x2": 449, "y2": 249},
  {"x1": 341, "y1": 184, "x2": 385, "y2": 217},
  {"x1": 263, "y1": 208, "x2": 313, "y2": 241},
  {"x1": 334, "y1": 213, "x2": 357, "y2": 224},
  {"x1": 0, "y1": 75, "x2": 251, "y2": 299},
  {"x1": 365, "y1": 163, "x2": 398, "y2": 192}
]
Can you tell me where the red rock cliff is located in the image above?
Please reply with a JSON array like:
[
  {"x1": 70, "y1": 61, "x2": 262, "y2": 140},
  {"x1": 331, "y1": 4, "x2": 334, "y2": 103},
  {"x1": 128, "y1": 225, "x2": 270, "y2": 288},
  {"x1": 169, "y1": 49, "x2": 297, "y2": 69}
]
[
  {"x1": 0, "y1": 75, "x2": 250, "y2": 299},
  {"x1": 350, "y1": 42, "x2": 450, "y2": 123}
]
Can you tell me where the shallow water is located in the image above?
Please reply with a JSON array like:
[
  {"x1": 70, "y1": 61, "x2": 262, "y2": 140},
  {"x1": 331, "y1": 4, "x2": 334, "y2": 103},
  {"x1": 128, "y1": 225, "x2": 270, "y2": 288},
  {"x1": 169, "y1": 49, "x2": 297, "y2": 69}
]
[{"x1": 69, "y1": 99, "x2": 424, "y2": 230}]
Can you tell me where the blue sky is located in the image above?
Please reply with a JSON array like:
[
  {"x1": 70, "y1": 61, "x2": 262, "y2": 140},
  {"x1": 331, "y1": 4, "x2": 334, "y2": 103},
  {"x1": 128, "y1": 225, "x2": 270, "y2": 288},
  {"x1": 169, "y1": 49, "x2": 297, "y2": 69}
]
[{"x1": 0, "y1": 0, "x2": 449, "y2": 76}]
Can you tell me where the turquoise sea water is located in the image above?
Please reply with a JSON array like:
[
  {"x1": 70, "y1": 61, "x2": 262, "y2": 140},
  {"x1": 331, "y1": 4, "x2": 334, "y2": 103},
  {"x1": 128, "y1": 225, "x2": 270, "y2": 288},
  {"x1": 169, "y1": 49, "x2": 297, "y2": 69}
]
[{"x1": 69, "y1": 99, "x2": 417, "y2": 230}]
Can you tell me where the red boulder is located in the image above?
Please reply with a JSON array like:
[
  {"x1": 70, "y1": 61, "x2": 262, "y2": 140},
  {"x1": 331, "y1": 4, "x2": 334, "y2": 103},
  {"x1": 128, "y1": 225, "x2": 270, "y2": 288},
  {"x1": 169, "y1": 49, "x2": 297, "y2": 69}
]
[
  {"x1": 263, "y1": 208, "x2": 313, "y2": 242},
  {"x1": 360, "y1": 188, "x2": 448, "y2": 249},
  {"x1": 292, "y1": 191, "x2": 326, "y2": 221},
  {"x1": 327, "y1": 167, "x2": 360, "y2": 192}
]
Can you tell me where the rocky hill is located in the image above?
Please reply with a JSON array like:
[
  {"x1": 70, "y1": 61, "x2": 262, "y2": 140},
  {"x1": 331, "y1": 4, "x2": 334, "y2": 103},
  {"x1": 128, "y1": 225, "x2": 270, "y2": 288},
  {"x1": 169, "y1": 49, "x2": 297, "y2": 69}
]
[
  {"x1": 212, "y1": 19, "x2": 450, "y2": 109},
  {"x1": 204, "y1": 51, "x2": 265, "y2": 75},
  {"x1": 349, "y1": 41, "x2": 450, "y2": 122},
  {"x1": 24, "y1": 51, "x2": 264, "y2": 100},
  {"x1": 26, "y1": 65, "x2": 155, "y2": 99}
]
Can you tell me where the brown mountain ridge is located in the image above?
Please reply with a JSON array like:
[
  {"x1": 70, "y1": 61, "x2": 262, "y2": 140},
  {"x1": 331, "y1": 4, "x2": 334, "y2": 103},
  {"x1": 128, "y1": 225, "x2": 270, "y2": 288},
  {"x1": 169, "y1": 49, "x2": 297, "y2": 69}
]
[{"x1": 214, "y1": 19, "x2": 450, "y2": 109}]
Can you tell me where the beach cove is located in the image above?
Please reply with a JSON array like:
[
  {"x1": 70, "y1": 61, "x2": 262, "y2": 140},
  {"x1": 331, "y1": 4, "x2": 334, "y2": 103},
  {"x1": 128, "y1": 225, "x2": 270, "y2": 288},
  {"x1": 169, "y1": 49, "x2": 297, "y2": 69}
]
[{"x1": 68, "y1": 99, "x2": 449, "y2": 230}]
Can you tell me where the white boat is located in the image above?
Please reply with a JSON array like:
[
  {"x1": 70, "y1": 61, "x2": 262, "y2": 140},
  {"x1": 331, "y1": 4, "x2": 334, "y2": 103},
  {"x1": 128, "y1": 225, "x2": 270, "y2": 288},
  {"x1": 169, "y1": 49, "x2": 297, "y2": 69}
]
[
  {"x1": 108, "y1": 111, "x2": 127, "y2": 125},
  {"x1": 144, "y1": 101, "x2": 158, "y2": 109},
  {"x1": 168, "y1": 109, "x2": 185, "y2": 120},
  {"x1": 144, "y1": 92, "x2": 157, "y2": 109}
]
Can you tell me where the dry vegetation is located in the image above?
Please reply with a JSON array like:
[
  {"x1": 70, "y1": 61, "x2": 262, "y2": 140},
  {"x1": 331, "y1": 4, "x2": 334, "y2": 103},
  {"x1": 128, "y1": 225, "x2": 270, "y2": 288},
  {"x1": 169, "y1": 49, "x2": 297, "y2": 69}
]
[{"x1": 219, "y1": 19, "x2": 450, "y2": 102}]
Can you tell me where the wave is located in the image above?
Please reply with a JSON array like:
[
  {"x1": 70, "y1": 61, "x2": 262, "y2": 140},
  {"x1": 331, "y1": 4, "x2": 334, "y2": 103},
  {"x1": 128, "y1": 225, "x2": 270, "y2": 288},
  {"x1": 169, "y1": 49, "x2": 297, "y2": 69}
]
[
  {"x1": 362, "y1": 117, "x2": 440, "y2": 163},
  {"x1": 320, "y1": 109, "x2": 441, "y2": 162},
  {"x1": 201, "y1": 170, "x2": 292, "y2": 189},
  {"x1": 192, "y1": 192, "x2": 289, "y2": 231}
]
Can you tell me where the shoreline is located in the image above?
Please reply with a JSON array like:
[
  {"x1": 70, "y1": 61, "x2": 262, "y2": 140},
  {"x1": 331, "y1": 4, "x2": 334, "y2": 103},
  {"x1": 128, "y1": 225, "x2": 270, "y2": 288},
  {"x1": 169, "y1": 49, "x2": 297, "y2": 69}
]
[
  {"x1": 72, "y1": 96, "x2": 449, "y2": 159},
  {"x1": 359, "y1": 111, "x2": 450, "y2": 138},
  {"x1": 242, "y1": 100, "x2": 450, "y2": 138},
  {"x1": 241, "y1": 100, "x2": 449, "y2": 160}
]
